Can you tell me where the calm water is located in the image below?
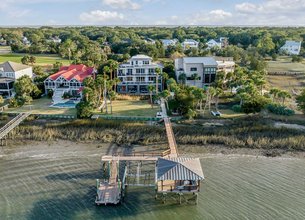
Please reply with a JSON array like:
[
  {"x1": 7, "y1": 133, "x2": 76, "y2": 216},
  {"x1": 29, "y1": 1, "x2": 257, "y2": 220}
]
[{"x1": 1, "y1": 144, "x2": 305, "y2": 220}]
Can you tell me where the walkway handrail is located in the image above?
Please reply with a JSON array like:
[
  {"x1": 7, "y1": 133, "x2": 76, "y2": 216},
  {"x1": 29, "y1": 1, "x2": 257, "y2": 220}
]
[{"x1": 0, "y1": 113, "x2": 30, "y2": 140}]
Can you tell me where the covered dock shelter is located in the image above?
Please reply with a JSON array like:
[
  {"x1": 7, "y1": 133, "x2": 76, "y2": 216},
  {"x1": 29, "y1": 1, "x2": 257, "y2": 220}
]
[{"x1": 156, "y1": 157, "x2": 204, "y2": 193}]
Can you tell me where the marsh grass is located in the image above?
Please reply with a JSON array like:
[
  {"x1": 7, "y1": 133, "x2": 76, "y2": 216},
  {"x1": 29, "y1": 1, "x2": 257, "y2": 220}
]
[{"x1": 16, "y1": 117, "x2": 305, "y2": 151}]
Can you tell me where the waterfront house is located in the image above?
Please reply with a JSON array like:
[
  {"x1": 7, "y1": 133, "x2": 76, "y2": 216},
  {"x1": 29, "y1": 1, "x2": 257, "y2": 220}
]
[
  {"x1": 175, "y1": 56, "x2": 235, "y2": 88},
  {"x1": 182, "y1": 39, "x2": 199, "y2": 50},
  {"x1": 44, "y1": 64, "x2": 95, "y2": 103},
  {"x1": 116, "y1": 55, "x2": 163, "y2": 95},
  {"x1": 0, "y1": 61, "x2": 33, "y2": 98},
  {"x1": 280, "y1": 41, "x2": 302, "y2": 55}
]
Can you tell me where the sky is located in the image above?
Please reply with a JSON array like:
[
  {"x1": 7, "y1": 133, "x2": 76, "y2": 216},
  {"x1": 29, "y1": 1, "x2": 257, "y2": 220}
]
[{"x1": 0, "y1": 0, "x2": 305, "y2": 26}]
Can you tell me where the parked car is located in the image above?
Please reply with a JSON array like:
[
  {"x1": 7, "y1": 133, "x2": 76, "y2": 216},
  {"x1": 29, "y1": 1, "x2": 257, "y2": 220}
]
[
  {"x1": 211, "y1": 111, "x2": 221, "y2": 117},
  {"x1": 156, "y1": 112, "x2": 163, "y2": 118}
]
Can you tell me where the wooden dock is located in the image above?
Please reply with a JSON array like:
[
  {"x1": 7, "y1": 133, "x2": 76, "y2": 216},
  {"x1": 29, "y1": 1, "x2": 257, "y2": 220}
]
[{"x1": 96, "y1": 160, "x2": 122, "y2": 205}]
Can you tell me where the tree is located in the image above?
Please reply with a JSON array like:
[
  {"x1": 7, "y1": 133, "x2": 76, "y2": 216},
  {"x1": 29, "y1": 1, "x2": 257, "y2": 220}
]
[
  {"x1": 29, "y1": 55, "x2": 36, "y2": 65},
  {"x1": 155, "y1": 68, "x2": 161, "y2": 95},
  {"x1": 159, "y1": 89, "x2": 171, "y2": 110},
  {"x1": 296, "y1": 89, "x2": 305, "y2": 114},
  {"x1": 167, "y1": 78, "x2": 177, "y2": 91},
  {"x1": 148, "y1": 84, "x2": 155, "y2": 108},
  {"x1": 161, "y1": 72, "x2": 169, "y2": 90},
  {"x1": 14, "y1": 75, "x2": 41, "y2": 105},
  {"x1": 76, "y1": 101, "x2": 93, "y2": 118},
  {"x1": 277, "y1": 90, "x2": 291, "y2": 105},
  {"x1": 21, "y1": 55, "x2": 30, "y2": 65},
  {"x1": 108, "y1": 90, "x2": 117, "y2": 114},
  {"x1": 59, "y1": 39, "x2": 77, "y2": 63},
  {"x1": 191, "y1": 73, "x2": 200, "y2": 86},
  {"x1": 178, "y1": 73, "x2": 186, "y2": 85}
]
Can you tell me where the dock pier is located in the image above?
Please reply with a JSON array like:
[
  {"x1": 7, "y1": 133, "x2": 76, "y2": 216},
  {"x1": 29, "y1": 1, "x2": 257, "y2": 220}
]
[{"x1": 95, "y1": 99, "x2": 204, "y2": 206}]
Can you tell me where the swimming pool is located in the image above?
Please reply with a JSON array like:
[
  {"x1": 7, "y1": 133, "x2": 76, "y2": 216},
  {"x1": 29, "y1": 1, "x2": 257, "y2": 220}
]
[{"x1": 51, "y1": 100, "x2": 77, "y2": 108}]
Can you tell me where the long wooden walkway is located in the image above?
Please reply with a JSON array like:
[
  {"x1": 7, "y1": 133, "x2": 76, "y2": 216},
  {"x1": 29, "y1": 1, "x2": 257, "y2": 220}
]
[
  {"x1": 160, "y1": 99, "x2": 178, "y2": 157},
  {"x1": 0, "y1": 113, "x2": 30, "y2": 140}
]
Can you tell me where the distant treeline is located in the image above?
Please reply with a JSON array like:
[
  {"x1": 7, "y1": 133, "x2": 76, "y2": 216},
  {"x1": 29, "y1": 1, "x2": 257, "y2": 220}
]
[{"x1": 0, "y1": 26, "x2": 304, "y2": 60}]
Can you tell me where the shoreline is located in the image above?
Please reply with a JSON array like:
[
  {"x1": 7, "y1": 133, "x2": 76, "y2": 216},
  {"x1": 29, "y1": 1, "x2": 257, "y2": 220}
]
[{"x1": 1, "y1": 139, "x2": 305, "y2": 160}]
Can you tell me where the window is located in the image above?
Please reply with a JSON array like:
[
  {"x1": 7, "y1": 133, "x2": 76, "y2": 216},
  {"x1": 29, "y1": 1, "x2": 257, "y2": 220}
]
[
  {"x1": 204, "y1": 74, "x2": 210, "y2": 83},
  {"x1": 149, "y1": 68, "x2": 155, "y2": 74},
  {"x1": 148, "y1": 77, "x2": 155, "y2": 82},
  {"x1": 143, "y1": 60, "x2": 149, "y2": 65},
  {"x1": 190, "y1": 67, "x2": 197, "y2": 71},
  {"x1": 136, "y1": 69, "x2": 145, "y2": 74},
  {"x1": 126, "y1": 77, "x2": 133, "y2": 81},
  {"x1": 136, "y1": 77, "x2": 145, "y2": 82},
  {"x1": 127, "y1": 69, "x2": 133, "y2": 75}
]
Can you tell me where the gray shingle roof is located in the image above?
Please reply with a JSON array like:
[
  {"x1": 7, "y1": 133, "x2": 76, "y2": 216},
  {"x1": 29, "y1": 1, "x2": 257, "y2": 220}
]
[
  {"x1": 157, "y1": 157, "x2": 204, "y2": 181},
  {"x1": 0, "y1": 61, "x2": 31, "y2": 72},
  {"x1": 182, "y1": 57, "x2": 218, "y2": 66}
]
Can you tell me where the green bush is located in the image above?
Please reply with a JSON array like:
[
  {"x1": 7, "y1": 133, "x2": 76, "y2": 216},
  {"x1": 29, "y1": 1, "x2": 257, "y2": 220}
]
[
  {"x1": 232, "y1": 104, "x2": 242, "y2": 113},
  {"x1": 47, "y1": 90, "x2": 54, "y2": 99},
  {"x1": 8, "y1": 98, "x2": 20, "y2": 108},
  {"x1": 62, "y1": 92, "x2": 72, "y2": 99},
  {"x1": 266, "y1": 103, "x2": 295, "y2": 116}
]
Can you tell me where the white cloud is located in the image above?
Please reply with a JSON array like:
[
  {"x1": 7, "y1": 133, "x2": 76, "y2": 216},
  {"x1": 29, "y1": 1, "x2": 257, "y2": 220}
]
[
  {"x1": 234, "y1": 0, "x2": 305, "y2": 25},
  {"x1": 102, "y1": 0, "x2": 141, "y2": 10},
  {"x1": 80, "y1": 10, "x2": 124, "y2": 24}
]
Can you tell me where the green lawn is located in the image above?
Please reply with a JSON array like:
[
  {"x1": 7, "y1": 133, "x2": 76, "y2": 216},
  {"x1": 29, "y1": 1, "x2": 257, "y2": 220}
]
[
  {"x1": 267, "y1": 56, "x2": 305, "y2": 73},
  {"x1": 94, "y1": 100, "x2": 160, "y2": 117},
  {"x1": 4, "y1": 97, "x2": 76, "y2": 115},
  {"x1": 0, "y1": 53, "x2": 70, "y2": 66}
]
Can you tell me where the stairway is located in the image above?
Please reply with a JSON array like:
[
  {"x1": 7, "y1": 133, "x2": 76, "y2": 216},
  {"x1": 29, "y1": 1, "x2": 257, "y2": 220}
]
[{"x1": 52, "y1": 89, "x2": 68, "y2": 104}]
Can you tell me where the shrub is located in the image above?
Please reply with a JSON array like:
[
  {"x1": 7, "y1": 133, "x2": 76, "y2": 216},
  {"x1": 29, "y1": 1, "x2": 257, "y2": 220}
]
[
  {"x1": 266, "y1": 103, "x2": 295, "y2": 116},
  {"x1": 8, "y1": 98, "x2": 20, "y2": 108},
  {"x1": 76, "y1": 101, "x2": 93, "y2": 118},
  {"x1": 232, "y1": 104, "x2": 242, "y2": 113},
  {"x1": 47, "y1": 90, "x2": 54, "y2": 98},
  {"x1": 62, "y1": 92, "x2": 72, "y2": 99}
]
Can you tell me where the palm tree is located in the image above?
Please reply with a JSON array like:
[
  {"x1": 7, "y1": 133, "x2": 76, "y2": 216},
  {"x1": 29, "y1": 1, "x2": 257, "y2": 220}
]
[
  {"x1": 155, "y1": 68, "x2": 161, "y2": 95},
  {"x1": 108, "y1": 60, "x2": 119, "y2": 80},
  {"x1": 161, "y1": 72, "x2": 169, "y2": 90},
  {"x1": 108, "y1": 90, "x2": 117, "y2": 114},
  {"x1": 148, "y1": 84, "x2": 155, "y2": 108},
  {"x1": 191, "y1": 73, "x2": 200, "y2": 86},
  {"x1": 178, "y1": 73, "x2": 187, "y2": 85},
  {"x1": 160, "y1": 90, "x2": 171, "y2": 110},
  {"x1": 269, "y1": 88, "x2": 281, "y2": 102},
  {"x1": 278, "y1": 90, "x2": 291, "y2": 105},
  {"x1": 60, "y1": 39, "x2": 76, "y2": 63},
  {"x1": 166, "y1": 78, "x2": 177, "y2": 92}
]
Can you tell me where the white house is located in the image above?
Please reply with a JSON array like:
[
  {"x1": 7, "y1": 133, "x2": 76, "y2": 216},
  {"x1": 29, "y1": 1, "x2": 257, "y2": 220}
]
[
  {"x1": 280, "y1": 41, "x2": 302, "y2": 55},
  {"x1": 182, "y1": 39, "x2": 199, "y2": 50},
  {"x1": 161, "y1": 39, "x2": 178, "y2": 48},
  {"x1": 0, "y1": 61, "x2": 33, "y2": 98},
  {"x1": 116, "y1": 54, "x2": 163, "y2": 95},
  {"x1": 206, "y1": 37, "x2": 228, "y2": 49},
  {"x1": 175, "y1": 57, "x2": 235, "y2": 88},
  {"x1": 44, "y1": 64, "x2": 95, "y2": 104},
  {"x1": 47, "y1": 36, "x2": 62, "y2": 44},
  {"x1": 175, "y1": 57, "x2": 218, "y2": 88},
  {"x1": 22, "y1": 36, "x2": 31, "y2": 46}
]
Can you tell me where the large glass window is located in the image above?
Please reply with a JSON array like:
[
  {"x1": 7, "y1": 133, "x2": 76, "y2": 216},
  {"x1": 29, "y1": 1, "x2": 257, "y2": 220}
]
[
  {"x1": 127, "y1": 69, "x2": 133, "y2": 75},
  {"x1": 190, "y1": 67, "x2": 197, "y2": 71}
]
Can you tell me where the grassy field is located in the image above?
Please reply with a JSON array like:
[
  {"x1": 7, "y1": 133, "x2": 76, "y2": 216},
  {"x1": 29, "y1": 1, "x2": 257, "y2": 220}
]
[
  {"x1": 267, "y1": 56, "x2": 305, "y2": 72},
  {"x1": 0, "y1": 53, "x2": 70, "y2": 66},
  {"x1": 94, "y1": 100, "x2": 160, "y2": 117},
  {"x1": 267, "y1": 74, "x2": 305, "y2": 93},
  {"x1": 4, "y1": 97, "x2": 76, "y2": 115}
]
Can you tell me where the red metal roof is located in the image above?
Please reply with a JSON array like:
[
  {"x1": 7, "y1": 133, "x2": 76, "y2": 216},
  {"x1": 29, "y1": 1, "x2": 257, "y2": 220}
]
[{"x1": 49, "y1": 64, "x2": 94, "y2": 82}]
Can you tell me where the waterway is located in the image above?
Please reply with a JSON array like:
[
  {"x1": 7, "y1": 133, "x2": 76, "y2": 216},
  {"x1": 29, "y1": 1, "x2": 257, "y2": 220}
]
[{"x1": 1, "y1": 142, "x2": 305, "y2": 220}]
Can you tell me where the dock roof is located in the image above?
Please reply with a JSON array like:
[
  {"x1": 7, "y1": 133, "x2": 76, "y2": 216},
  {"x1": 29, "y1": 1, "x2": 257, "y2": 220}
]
[{"x1": 157, "y1": 157, "x2": 204, "y2": 181}]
